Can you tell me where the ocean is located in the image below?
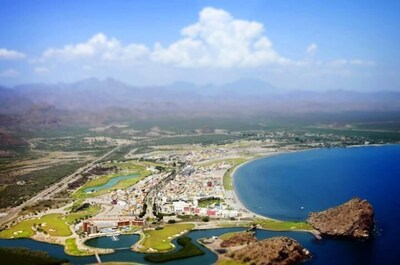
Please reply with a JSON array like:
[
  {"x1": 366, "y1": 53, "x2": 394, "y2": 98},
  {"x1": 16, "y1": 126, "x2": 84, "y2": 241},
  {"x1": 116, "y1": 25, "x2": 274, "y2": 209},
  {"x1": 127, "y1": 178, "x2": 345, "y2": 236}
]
[{"x1": 234, "y1": 145, "x2": 400, "y2": 265}]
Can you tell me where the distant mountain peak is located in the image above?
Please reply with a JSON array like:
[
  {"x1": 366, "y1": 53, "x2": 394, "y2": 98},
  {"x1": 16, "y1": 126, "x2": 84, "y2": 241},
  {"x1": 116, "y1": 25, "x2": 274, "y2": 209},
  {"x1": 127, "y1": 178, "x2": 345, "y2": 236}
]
[{"x1": 72, "y1": 77, "x2": 101, "y2": 87}]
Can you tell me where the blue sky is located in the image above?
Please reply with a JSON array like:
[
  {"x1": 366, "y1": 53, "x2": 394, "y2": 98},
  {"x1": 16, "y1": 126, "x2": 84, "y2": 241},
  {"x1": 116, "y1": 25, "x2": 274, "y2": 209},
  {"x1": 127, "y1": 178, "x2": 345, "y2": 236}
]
[{"x1": 0, "y1": 0, "x2": 399, "y2": 91}]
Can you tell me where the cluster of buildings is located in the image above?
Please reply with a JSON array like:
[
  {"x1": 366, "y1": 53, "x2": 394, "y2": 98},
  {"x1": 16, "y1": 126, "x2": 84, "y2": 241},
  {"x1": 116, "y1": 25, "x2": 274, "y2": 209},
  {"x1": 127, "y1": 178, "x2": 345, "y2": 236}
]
[
  {"x1": 85, "y1": 146, "x2": 250, "y2": 231},
  {"x1": 82, "y1": 218, "x2": 145, "y2": 235},
  {"x1": 154, "y1": 162, "x2": 240, "y2": 218},
  {"x1": 162, "y1": 199, "x2": 240, "y2": 218},
  {"x1": 181, "y1": 148, "x2": 229, "y2": 163},
  {"x1": 93, "y1": 173, "x2": 169, "y2": 217},
  {"x1": 126, "y1": 145, "x2": 234, "y2": 166},
  {"x1": 157, "y1": 163, "x2": 226, "y2": 202}
]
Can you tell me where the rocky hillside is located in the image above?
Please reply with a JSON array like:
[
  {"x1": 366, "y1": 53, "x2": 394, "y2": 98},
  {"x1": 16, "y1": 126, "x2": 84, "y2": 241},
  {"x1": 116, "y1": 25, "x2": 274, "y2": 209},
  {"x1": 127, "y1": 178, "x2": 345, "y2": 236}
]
[
  {"x1": 307, "y1": 197, "x2": 374, "y2": 239},
  {"x1": 228, "y1": 236, "x2": 310, "y2": 265}
]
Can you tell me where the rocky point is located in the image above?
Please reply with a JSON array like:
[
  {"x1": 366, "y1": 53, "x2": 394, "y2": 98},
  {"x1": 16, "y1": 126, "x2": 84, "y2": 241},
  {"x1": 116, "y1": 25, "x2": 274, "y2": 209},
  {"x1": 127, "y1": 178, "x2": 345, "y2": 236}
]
[{"x1": 307, "y1": 197, "x2": 374, "y2": 239}]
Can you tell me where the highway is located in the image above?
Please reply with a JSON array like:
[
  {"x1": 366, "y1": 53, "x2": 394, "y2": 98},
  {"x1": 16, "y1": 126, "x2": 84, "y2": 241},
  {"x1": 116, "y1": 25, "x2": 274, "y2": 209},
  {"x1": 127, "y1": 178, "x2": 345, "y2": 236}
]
[{"x1": 0, "y1": 145, "x2": 121, "y2": 226}]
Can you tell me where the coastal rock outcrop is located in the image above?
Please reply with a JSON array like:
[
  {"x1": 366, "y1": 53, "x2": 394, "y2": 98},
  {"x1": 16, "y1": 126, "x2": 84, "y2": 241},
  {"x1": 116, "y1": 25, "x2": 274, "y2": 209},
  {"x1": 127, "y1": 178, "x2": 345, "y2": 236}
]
[
  {"x1": 307, "y1": 197, "x2": 374, "y2": 239},
  {"x1": 228, "y1": 236, "x2": 310, "y2": 265},
  {"x1": 220, "y1": 232, "x2": 257, "y2": 247}
]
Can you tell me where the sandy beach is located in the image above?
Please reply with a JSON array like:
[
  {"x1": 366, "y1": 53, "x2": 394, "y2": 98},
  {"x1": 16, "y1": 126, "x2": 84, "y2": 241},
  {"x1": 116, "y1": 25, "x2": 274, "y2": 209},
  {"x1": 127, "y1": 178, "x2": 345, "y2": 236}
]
[{"x1": 224, "y1": 150, "x2": 291, "y2": 220}]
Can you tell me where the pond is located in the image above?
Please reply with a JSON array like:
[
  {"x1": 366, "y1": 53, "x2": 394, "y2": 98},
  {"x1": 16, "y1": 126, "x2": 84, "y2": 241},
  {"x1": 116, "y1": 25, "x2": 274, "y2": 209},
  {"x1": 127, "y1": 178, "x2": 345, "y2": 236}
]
[{"x1": 84, "y1": 174, "x2": 138, "y2": 193}]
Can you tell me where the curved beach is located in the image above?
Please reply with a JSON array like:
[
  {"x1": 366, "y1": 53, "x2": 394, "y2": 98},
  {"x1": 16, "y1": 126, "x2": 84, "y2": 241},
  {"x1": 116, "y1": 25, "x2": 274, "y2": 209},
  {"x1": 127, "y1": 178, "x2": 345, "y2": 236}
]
[{"x1": 225, "y1": 150, "x2": 291, "y2": 220}]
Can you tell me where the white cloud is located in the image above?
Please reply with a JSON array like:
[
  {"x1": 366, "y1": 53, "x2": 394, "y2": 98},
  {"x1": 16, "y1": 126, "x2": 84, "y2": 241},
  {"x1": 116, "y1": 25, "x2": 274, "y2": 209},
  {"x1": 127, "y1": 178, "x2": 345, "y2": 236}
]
[
  {"x1": 328, "y1": 59, "x2": 374, "y2": 67},
  {"x1": 0, "y1": 69, "x2": 19, "y2": 77},
  {"x1": 0, "y1": 48, "x2": 25, "y2": 60},
  {"x1": 42, "y1": 33, "x2": 149, "y2": 62},
  {"x1": 306, "y1": 43, "x2": 317, "y2": 55},
  {"x1": 151, "y1": 7, "x2": 289, "y2": 68},
  {"x1": 34, "y1": 67, "x2": 49, "y2": 74}
]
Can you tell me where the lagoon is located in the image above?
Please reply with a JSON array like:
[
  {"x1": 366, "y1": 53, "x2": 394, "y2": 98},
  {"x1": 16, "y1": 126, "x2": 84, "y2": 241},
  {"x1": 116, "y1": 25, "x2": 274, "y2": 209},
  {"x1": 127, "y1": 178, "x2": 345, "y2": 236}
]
[
  {"x1": 84, "y1": 234, "x2": 140, "y2": 250},
  {"x1": 84, "y1": 174, "x2": 138, "y2": 193}
]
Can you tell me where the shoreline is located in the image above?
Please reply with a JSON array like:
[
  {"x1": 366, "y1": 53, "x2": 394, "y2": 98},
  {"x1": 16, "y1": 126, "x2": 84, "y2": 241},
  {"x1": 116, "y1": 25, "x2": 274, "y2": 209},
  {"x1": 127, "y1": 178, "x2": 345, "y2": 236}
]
[
  {"x1": 226, "y1": 148, "x2": 307, "y2": 221},
  {"x1": 224, "y1": 143, "x2": 396, "y2": 237},
  {"x1": 226, "y1": 143, "x2": 389, "y2": 221}
]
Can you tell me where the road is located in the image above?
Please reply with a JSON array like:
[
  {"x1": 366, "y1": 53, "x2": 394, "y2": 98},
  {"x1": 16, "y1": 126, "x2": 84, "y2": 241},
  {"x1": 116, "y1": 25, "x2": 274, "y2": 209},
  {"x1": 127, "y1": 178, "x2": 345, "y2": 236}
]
[{"x1": 0, "y1": 145, "x2": 121, "y2": 226}]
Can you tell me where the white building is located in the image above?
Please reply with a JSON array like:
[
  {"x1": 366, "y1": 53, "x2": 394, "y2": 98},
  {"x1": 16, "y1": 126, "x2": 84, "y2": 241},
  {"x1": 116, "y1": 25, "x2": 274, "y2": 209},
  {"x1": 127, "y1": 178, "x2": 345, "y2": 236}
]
[{"x1": 172, "y1": 201, "x2": 187, "y2": 213}]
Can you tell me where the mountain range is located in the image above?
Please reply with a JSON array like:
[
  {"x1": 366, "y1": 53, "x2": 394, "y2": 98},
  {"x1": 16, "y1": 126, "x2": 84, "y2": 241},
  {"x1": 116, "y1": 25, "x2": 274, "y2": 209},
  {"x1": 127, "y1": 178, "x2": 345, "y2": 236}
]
[{"x1": 1, "y1": 78, "x2": 400, "y2": 128}]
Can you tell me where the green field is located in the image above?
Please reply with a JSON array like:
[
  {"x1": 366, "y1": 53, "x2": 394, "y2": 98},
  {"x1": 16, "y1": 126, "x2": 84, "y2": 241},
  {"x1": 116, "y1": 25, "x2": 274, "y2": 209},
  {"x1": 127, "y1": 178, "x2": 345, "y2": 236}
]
[
  {"x1": 0, "y1": 205, "x2": 101, "y2": 239},
  {"x1": 64, "y1": 205, "x2": 101, "y2": 224},
  {"x1": 253, "y1": 218, "x2": 314, "y2": 231},
  {"x1": 222, "y1": 158, "x2": 248, "y2": 190},
  {"x1": 65, "y1": 238, "x2": 92, "y2": 256},
  {"x1": 66, "y1": 199, "x2": 85, "y2": 211},
  {"x1": 144, "y1": 236, "x2": 205, "y2": 263},
  {"x1": 216, "y1": 221, "x2": 251, "y2": 228},
  {"x1": 141, "y1": 223, "x2": 195, "y2": 252},
  {"x1": 0, "y1": 214, "x2": 71, "y2": 238}
]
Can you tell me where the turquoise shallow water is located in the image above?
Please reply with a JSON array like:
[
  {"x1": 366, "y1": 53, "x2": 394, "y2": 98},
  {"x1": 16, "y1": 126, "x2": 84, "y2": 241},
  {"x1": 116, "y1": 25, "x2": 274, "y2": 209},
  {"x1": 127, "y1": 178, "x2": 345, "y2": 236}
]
[
  {"x1": 84, "y1": 174, "x2": 138, "y2": 193},
  {"x1": 234, "y1": 145, "x2": 400, "y2": 264}
]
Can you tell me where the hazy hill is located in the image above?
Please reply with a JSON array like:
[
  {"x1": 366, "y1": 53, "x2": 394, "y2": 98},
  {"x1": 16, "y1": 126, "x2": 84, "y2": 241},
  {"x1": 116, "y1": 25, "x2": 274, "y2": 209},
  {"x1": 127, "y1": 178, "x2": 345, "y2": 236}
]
[{"x1": 1, "y1": 78, "x2": 400, "y2": 128}]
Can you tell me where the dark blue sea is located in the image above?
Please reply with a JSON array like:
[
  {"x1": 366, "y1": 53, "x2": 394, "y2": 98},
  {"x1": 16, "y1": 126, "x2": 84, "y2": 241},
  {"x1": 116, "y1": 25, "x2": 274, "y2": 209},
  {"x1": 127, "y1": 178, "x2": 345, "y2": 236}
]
[{"x1": 234, "y1": 145, "x2": 400, "y2": 265}]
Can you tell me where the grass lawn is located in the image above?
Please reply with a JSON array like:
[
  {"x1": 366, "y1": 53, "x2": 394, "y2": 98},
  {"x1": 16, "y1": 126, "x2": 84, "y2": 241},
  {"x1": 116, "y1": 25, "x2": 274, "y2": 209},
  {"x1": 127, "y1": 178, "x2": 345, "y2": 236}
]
[
  {"x1": 0, "y1": 213, "x2": 71, "y2": 238},
  {"x1": 144, "y1": 236, "x2": 204, "y2": 263},
  {"x1": 40, "y1": 214, "x2": 71, "y2": 236},
  {"x1": 66, "y1": 199, "x2": 85, "y2": 211},
  {"x1": 141, "y1": 223, "x2": 195, "y2": 252},
  {"x1": 65, "y1": 238, "x2": 92, "y2": 256},
  {"x1": 198, "y1": 198, "x2": 224, "y2": 208},
  {"x1": 0, "y1": 220, "x2": 35, "y2": 238},
  {"x1": 222, "y1": 158, "x2": 248, "y2": 190},
  {"x1": 73, "y1": 165, "x2": 151, "y2": 198},
  {"x1": 254, "y1": 218, "x2": 314, "y2": 231},
  {"x1": 216, "y1": 221, "x2": 251, "y2": 228},
  {"x1": 0, "y1": 205, "x2": 101, "y2": 239},
  {"x1": 64, "y1": 205, "x2": 101, "y2": 224}
]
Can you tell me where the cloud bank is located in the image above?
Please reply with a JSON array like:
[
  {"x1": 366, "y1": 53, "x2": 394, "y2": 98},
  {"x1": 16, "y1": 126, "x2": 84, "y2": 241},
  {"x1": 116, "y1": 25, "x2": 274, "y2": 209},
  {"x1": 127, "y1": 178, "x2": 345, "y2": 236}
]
[
  {"x1": 40, "y1": 8, "x2": 288, "y2": 68},
  {"x1": 37, "y1": 7, "x2": 373, "y2": 71}
]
